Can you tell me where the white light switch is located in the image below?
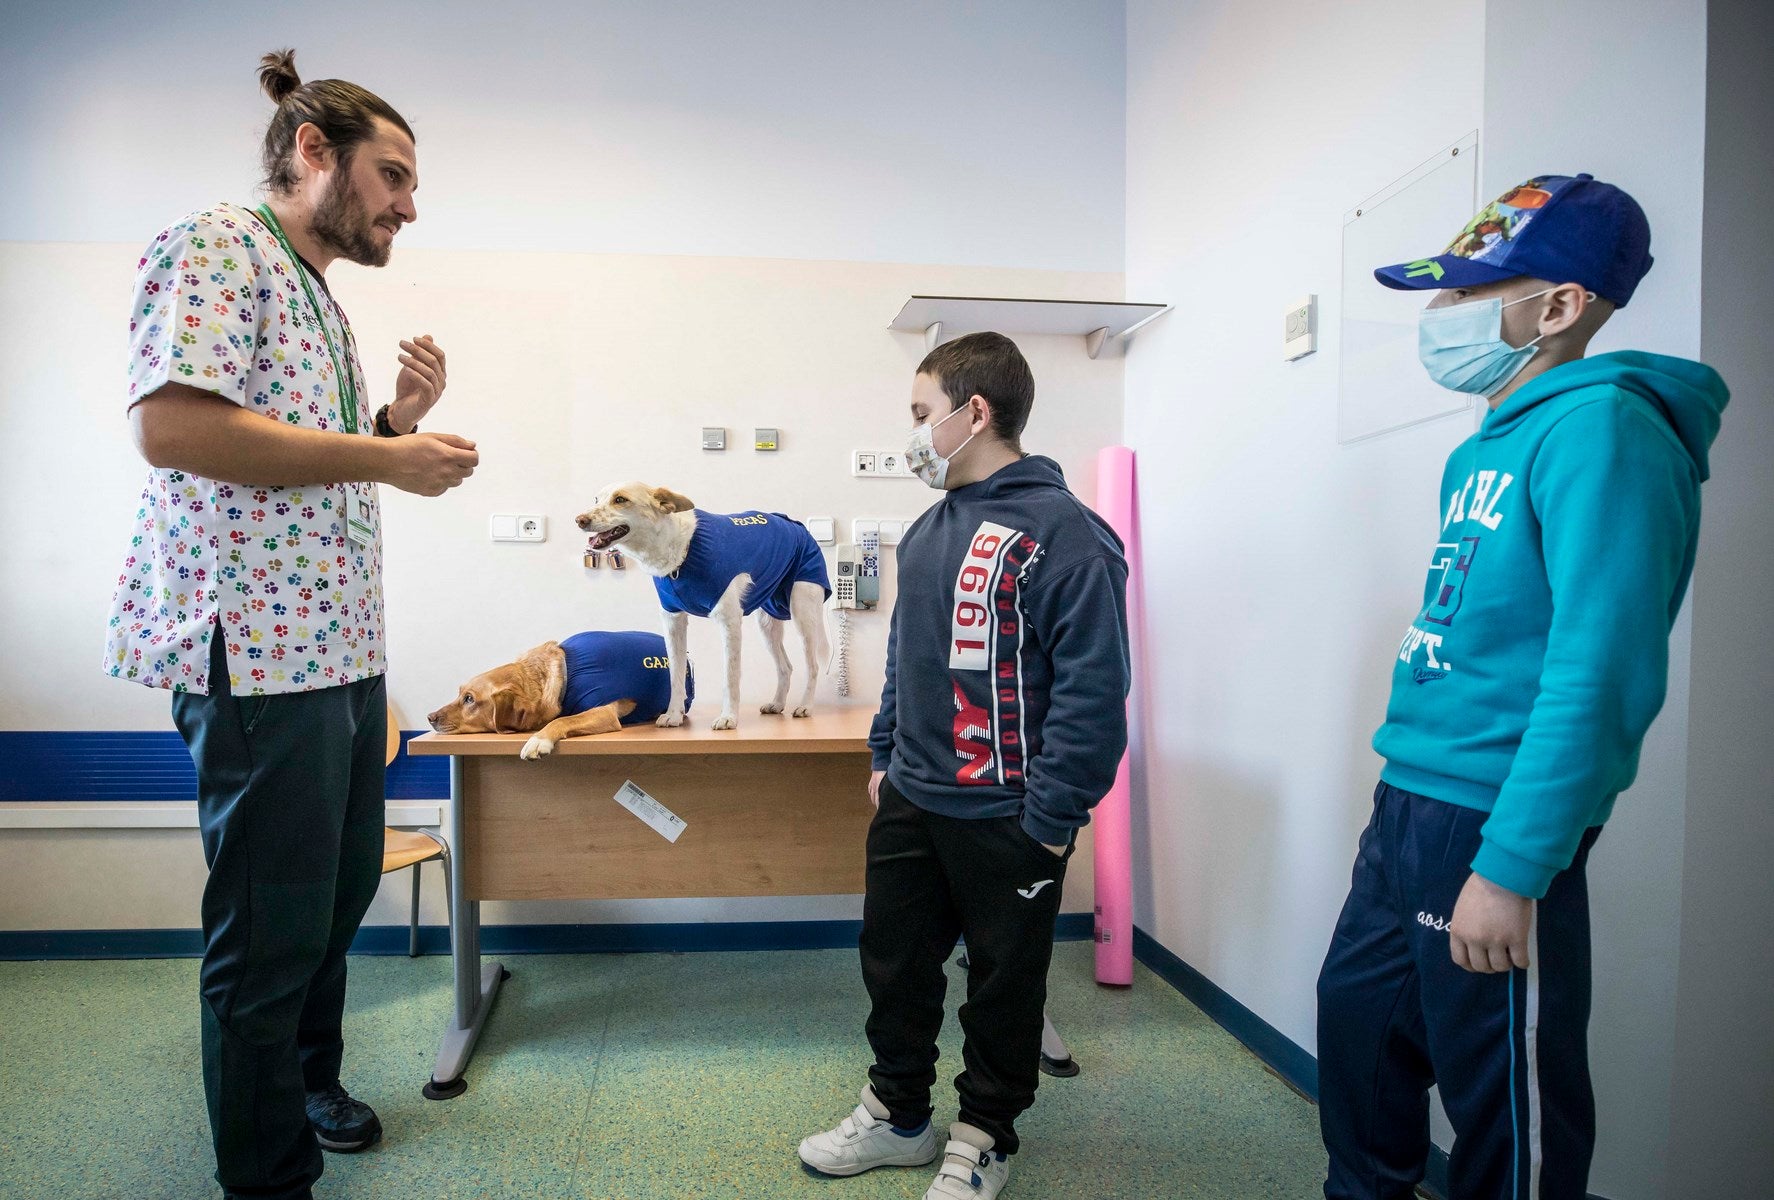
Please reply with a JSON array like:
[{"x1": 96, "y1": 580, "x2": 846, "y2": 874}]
[
  {"x1": 806, "y1": 516, "x2": 836, "y2": 544},
  {"x1": 1283, "y1": 294, "x2": 1317, "y2": 361}
]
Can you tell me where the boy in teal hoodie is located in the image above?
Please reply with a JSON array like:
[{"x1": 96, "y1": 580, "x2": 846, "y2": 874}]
[{"x1": 1317, "y1": 175, "x2": 1729, "y2": 1200}]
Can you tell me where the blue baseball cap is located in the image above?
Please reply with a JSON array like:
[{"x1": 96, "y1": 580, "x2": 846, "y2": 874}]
[{"x1": 1375, "y1": 173, "x2": 1654, "y2": 308}]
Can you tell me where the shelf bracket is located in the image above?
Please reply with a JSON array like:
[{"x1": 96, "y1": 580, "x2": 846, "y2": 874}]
[
  {"x1": 1084, "y1": 326, "x2": 1112, "y2": 360},
  {"x1": 924, "y1": 321, "x2": 943, "y2": 352}
]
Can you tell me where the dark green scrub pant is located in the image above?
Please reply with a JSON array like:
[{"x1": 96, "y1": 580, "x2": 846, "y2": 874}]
[{"x1": 171, "y1": 632, "x2": 386, "y2": 1200}]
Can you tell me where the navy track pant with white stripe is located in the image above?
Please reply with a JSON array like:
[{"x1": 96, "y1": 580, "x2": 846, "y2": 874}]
[{"x1": 1318, "y1": 781, "x2": 1600, "y2": 1200}]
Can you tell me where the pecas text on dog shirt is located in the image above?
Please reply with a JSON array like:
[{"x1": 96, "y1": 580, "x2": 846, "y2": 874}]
[{"x1": 652, "y1": 509, "x2": 832, "y2": 621}]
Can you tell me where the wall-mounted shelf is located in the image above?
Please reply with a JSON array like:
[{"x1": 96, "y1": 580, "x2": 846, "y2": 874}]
[{"x1": 889, "y1": 295, "x2": 1171, "y2": 359}]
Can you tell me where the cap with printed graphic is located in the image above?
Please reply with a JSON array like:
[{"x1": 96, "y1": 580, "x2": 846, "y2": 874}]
[{"x1": 1375, "y1": 173, "x2": 1654, "y2": 308}]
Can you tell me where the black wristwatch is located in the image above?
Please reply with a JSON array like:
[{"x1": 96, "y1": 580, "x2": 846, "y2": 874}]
[{"x1": 374, "y1": 404, "x2": 414, "y2": 437}]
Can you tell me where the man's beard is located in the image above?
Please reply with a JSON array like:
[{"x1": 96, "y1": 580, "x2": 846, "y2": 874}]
[{"x1": 311, "y1": 168, "x2": 392, "y2": 268}]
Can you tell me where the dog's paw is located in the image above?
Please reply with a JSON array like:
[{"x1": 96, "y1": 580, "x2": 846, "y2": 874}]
[
  {"x1": 760, "y1": 702, "x2": 784, "y2": 715},
  {"x1": 711, "y1": 714, "x2": 737, "y2": 731},
  {"x1": 656, "y1": 711, "x2": 685, "y2": 728},
  {"x1": 792, "y1": 706, "x2": 812, "y2": 718},
  {"x1": 519, "y1": 735, "x2": 555, "y2": 760}
]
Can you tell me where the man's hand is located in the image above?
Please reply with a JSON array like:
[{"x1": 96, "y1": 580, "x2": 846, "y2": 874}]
[
  {"x1": 389, "y1": 335, "x2": 447, "y2": 432},
  {"x1": 1448, "y1": 872, "x2": 1533, "y2": 973},
  {"x1": 869, "y1": 770, "x2": 885, "y2": 808},
  {"x1": 382, "y1": 432, "x2": 479, "y2": 496}
]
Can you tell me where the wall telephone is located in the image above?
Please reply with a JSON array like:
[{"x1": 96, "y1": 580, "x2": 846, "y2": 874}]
[
  {"x1": 830, "y1": 533, "x2": 881, "y2": 697},
  {"x1": 832, "y1": 534, "x2": 880, "y2": 610}
]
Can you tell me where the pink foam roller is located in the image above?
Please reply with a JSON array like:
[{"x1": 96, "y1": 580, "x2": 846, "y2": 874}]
[{"x1": 1093, "y1": 446, "x2": 1137, "y2": 986}]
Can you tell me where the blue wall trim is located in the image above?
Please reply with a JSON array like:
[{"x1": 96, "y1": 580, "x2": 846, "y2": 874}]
[
  {"x1": 1130, "y1": 926, "x2": 1319, "y2": 1100},
  {"x1": 0, "y1": 912, "x2": 1094, "y2": 961},
  {"x1": 0, "y1": 730, "x2": 447, "y2": 802}
]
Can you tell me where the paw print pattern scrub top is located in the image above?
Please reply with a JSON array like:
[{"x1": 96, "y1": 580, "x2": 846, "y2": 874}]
[{"x1": 103, "y1": 203, "x2": 385, "y2": 696}]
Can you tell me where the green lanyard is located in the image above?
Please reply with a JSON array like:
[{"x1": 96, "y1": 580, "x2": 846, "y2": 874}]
[{"x1": 254, "y1": 204, "x2": 360, "y2": 434}]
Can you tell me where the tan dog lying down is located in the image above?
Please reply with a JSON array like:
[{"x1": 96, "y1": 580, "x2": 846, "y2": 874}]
[{"x1": 426, "y1": 631, "x2": 691, "y2": 759}]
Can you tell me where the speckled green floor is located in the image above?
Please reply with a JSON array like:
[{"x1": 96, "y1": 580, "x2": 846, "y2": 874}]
[{"x1": 0, "y1": 941, "x2": 1326, "y2": 1199}]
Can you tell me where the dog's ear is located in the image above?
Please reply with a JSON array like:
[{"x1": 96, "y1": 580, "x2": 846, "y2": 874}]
[
  {"x1": 490, "y1": 687, "x2": 537, "y2": 734},
  {"x1": 651, "y1": 487, "x2": 694, "y2": 514}
]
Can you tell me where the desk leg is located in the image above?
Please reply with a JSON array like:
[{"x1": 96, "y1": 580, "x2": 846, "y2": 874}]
[{"x1": 424, "y1": 755, "x2": 507, "y2": 1100}]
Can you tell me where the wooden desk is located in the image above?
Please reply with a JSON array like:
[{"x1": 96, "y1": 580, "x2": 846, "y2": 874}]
[{"x1": 406, "y1": 708, "x2": 876, "y2": 1097}]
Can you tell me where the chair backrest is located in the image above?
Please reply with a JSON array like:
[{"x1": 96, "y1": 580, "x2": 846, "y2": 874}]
[{"x1": 386, "y1": 701, "x2": 400, "y2": 767}]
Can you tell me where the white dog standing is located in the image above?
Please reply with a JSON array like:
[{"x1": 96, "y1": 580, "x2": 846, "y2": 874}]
[{"x1": 576, "y1": 484, "x2": 832, "y2": 730}]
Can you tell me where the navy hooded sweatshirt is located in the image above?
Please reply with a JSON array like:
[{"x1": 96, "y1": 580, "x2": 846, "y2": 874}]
[{"x1": 868, "y1": 456, "x2": 1131, "y2": 847}]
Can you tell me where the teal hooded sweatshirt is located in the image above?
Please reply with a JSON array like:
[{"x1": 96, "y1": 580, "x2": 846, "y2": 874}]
[{"x1": 1374, "y1": 350, "x2": 1728, "y2": 898}]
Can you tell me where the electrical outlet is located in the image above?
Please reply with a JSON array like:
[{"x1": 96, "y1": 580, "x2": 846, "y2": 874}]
[
  {"x1": 851, "y1": 448, "x2": 916, "y2": 478},
  {"x1": 491, "y1": 514, "x2": 547, "y2": 542}
]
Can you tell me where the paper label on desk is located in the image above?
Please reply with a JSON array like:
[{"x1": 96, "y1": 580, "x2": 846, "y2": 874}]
[{"x1": 614, "y1": 781, "x2": 686, "y2": 843}]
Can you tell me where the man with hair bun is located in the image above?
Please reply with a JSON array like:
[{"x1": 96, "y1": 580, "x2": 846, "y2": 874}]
[{"x1": 102, "y1": 50, "x2": 475, "y2": 1200}]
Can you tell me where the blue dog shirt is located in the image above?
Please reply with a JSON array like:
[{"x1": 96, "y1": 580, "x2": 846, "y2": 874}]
[
  {"x1": 653, "y1": 511, "x2": 831, "y2": 620},
  {"x1": 558, "y1": 631, "x2": 691, "y2": 724}
]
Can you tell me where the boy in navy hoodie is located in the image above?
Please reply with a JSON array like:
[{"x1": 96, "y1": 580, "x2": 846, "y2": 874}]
[
  {"x1": 798, "y1": 333, "x2": 1130, "y2": 1200},
  {"x1": 1317, "y1": 176, "x2": 1729, "y2": 1199}
]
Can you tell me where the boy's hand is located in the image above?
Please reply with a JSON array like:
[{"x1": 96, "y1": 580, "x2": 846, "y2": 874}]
[
  {"x1": 1448, "y1": 872, "x2": 1533, "y2": 973},
  {"x1": 868, "y1": 770, "x2": 884, "y2": 808}
]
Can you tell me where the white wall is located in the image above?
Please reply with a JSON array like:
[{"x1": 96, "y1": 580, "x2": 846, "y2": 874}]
[
  {"x1": 1125, "y1": 0, "x2": 1724, "y2": 1195},
  {"x1": 0, "y1": 241, "x2": 1121, "y2": 930},
  {"x1": 1123, "y1": 0, "x2": 1484, "y2": 1059},
  {"x1": 0, "y1": 2, "x2": 1129, "y2": 932},
  {"x1": 0, "y1": 0, "x2": 1126, "y2": 272}
]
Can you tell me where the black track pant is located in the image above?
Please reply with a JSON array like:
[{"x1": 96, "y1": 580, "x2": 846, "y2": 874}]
[{"x1": 860, "y1": 777, "x2": 1073, "y2": 1155}]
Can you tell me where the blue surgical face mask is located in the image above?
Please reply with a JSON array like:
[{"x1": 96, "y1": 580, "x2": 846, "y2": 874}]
[{"x1": 1417, "y1": 286, "x2": 1585, "y2": 398}]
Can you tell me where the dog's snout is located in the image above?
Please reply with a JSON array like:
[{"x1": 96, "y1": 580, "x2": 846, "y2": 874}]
[{"x1": 575, "y1": 513, "x2": 594, "y2": 531}]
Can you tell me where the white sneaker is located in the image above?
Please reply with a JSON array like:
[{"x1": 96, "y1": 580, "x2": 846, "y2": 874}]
[
  {"x1": 797, "y1": 1086, "x2": 940, "y2": 1177},
  {"x1": 923, "y1": 1135, "x2": 1011, "y2": 1199}
]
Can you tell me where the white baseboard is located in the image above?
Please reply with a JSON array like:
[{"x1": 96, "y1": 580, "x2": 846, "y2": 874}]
[{"x1": 0, "y1": 801, "x2": 444, "y2": 830}]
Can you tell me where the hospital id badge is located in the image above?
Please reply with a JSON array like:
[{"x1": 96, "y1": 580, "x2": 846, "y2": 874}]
[{"x1": 346, "y1": 483, "x2": 377, "y2": 552}]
